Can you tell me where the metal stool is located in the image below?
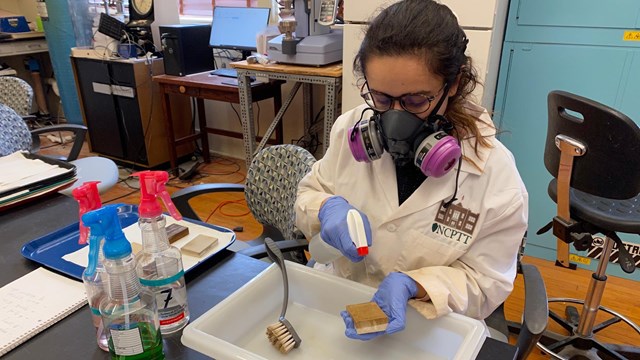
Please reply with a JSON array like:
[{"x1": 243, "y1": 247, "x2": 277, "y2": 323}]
[{"x1": 537, "y1": 90, "x2": 640, "y2": 359}]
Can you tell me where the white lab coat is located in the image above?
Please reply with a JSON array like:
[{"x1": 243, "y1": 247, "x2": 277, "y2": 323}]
[{"x1": 295, "y1": 101, "x2": 528, "y2": 320}]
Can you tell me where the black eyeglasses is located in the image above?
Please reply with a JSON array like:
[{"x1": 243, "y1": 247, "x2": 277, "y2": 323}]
[{"x1": 360, "y1": 82, "x2": 447, "y2": 115}]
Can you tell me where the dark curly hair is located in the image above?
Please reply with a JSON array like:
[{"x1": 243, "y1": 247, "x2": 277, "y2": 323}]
[{"x1": 353, "y1": 0, "x2": 492, "y2": 157}]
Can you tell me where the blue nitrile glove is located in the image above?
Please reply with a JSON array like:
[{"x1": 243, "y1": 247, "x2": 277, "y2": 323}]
[
  {"x1": 341, "y1": 272, "x2": 418, "y2": 340},
  {"x1": 318, "y1": 196, "x2": 373, "y2": 262}
]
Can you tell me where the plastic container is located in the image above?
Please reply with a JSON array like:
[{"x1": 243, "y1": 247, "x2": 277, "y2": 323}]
[
  {"x1": 308, "y1": 232, "x2": 343, "y2": 263},
  {"x1": 181, "y1": 261, "x2": 487, "y2": 360}
]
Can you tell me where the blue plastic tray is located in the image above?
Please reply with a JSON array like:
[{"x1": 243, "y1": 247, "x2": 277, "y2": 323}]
[{"x1": 21, "y1": 204, "x2": 236, "y2": 281}]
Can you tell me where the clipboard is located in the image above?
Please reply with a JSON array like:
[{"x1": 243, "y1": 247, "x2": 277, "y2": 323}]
[{"x1": 0, "y1": 152, "x2": 76, "y2": 199}]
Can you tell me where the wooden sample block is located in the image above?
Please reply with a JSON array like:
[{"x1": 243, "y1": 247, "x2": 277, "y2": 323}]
[
  {"x1": 345, "y1": 302, "x2": 389, "y2": 335},
  {"x1": 130, "y1": 242, "x2": 142, "y2": 255},
  {"x1": 181, "y1": 234, "x2": 218, "y2": 257},
  {"x1": 166, "y1": 223, "x2": 189, "y2": 244}
]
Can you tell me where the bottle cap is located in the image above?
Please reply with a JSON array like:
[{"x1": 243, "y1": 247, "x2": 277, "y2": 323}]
[
  {"x1": 82, "y1": 205, "x2": 131, "y2": 260},
  {"x1": 131, "y1": 171, "x2": 182, "y2": 220},
  {"x1": 72, "y1": 181, "x2": 102, "y2": 245}
]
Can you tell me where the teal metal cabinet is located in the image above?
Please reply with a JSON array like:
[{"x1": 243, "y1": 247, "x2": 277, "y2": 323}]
[{"x1": 493, "y1": 0, "x2": 640, "y2": 280}]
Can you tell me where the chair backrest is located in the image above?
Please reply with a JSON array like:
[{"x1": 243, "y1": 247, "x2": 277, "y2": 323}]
[
  {"x1": 544, "y1": 90, "x2": 640, "y2": 199},
  {"x1": 244, "y1": 144, "x2": 316, "y2": 240},
  {"x1": 0, "y1": 76, "x2": 33, "y2": 117},
  {"x1": 0, "y1": 103, "x2": 32, "y2": 157}
]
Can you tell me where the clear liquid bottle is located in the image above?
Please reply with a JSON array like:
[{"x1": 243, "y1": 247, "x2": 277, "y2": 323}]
[
  {"x1": 73, "y1": 181, "x2": 108, "y2": 351},
  {"x1": 84, "y1": 205, "x2": 164, "y2": 360},
  {"x1": 132, "y1": 171, "x2": 190, "y2": 335},
  {"x1": 82, "y1": 236, "x2": 109, "y2": 351}
]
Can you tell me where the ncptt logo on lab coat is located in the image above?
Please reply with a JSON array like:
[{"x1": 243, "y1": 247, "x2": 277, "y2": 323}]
[{"x1": 431, "y1": 201, "x2": 479, "y2": 245}]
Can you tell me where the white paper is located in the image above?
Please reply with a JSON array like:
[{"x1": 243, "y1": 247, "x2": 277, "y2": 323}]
[
  {"x1": 0, "y1": 152, "x2": 71, "y2": 193},
  {"x1": 0, "y1": 268, "x2": 86, "y2": 356}
]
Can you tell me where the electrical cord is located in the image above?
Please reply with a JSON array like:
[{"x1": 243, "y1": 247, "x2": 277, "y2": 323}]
[
  {"x1": 103, "y1": 188, "x2": 139, "y2": 204},
  {"x1": 204, "y1": 199, "x2": 250, "y2": 223}
]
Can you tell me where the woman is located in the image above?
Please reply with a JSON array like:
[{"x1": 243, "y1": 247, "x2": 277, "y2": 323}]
[{"x1": 294, "y1": 0, "x2": 528, "y2": 340}]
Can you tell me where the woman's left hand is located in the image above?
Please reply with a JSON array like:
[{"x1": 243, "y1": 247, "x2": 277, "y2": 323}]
[{"x1": 340, "y1": 272, "x2": 418, "y2": 340}]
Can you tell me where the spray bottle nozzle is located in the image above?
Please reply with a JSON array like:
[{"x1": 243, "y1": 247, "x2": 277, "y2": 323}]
[
  {"x1": 82, "y1": 205, "x2": 132, "y2": 266},
  {"x1": 347, "y1": 209, "x2": 369, "y2": 257},
  {"x1": 72, "y1": 181, "x2": 102, "y2": 245},
  {"x1": 131, "y1": 171, "x2": 182, "y2": 220}
]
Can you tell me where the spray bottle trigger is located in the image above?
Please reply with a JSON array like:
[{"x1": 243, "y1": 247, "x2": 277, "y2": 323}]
[
  {"x1": 85, "y1": 234, "x2": 102, "y2": 277},
  {"x1": 158, "y1": 191, "x2": 182, "y2": 221},
  {"x1": 82, "y1": 210, "x2": 106, "y2": 277},
  {"x1": 72, "y1": 181, "x2": 102, "y2": 245}
]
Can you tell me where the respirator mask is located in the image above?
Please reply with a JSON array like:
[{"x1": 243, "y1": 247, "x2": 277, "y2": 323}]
[{"x1": 348, "y1": 84, "x2": 461, "y2": 177}]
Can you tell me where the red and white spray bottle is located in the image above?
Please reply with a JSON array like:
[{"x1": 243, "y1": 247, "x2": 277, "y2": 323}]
[{"x1": 131, "y1": 171, "x2": 190, "y2": 334}]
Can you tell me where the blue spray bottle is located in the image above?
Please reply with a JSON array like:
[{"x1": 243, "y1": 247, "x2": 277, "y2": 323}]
[
  {"x1": 73, "y1": 181, "x2": 109, "y2": 351},
  {"x1": 83, "y1": 205, "x2": 164, "y2": 360},
  {"x1": 131, "y1": 171, "x2": 190, "y2": 335}
]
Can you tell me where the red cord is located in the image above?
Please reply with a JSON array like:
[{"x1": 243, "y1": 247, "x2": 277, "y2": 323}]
[{"x1": 204, "y1": 199, "x2": 250, "y2": 222}]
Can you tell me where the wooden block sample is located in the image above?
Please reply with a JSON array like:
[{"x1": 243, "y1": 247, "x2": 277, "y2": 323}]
[
  {"x1": 130, "y1": 241, "x2": 142, "y2": 255},
  {"x1": 345, "y1": 302, "x2": 389, "y2": 335},
  {"x1": 166, "y1": 223, "x2": 189, "y2": 244},
  {"x1": 181, "y1": 234, "x2": 218, "y2": 258}
]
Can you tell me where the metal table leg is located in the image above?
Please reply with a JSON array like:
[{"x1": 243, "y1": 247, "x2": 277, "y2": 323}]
[{"x1": 237, "y1": 71, "x2": 255, "y2": 168}]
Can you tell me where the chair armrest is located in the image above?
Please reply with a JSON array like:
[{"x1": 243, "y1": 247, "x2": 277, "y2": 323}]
[
  {"x1": 516, "y1": 263, "x2": 548, "y2": 358},
  {"x1": 22, "y1": 115, "x2": 37, "y2": 123},
  {"x1": 171, "y1": 183, "x2": 245, "y2": 221},
  {"x1": 237, "y1": 239, "x2": 309, "y2": 259},
  {"x1": 30, "y1": 124, "x2": 87, "y2": 161}
]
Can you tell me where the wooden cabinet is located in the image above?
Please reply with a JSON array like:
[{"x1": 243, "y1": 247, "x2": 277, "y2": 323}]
[{"x1": 71, "y1": 56, "x2": 192, "y2": 168}]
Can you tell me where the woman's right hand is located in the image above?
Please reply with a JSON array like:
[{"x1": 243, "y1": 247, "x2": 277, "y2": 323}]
[{"x1": 318, "y1": 196, "x2": 372, "y2": 262}]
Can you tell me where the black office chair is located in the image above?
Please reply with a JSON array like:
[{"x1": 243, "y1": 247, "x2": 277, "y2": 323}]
[
  {"x1": 171, "y1": 144, "x2": 315, "y2": 261},
  {"x1": 485, "y1": 233, "x2": 549, "y2": 360},
  {"x1": 536, "y1": 90, "x2": 640, "y2": 359}
]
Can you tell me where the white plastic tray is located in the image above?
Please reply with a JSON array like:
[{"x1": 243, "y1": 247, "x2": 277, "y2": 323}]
[{"x1": 182, "y1": 261, "x2": 487, "y2": 360}]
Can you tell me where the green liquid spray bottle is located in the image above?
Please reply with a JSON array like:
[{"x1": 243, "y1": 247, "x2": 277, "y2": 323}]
[
  {"x1": 83, "y1": 205, "x2": 164, "y2": 360},
  {"x1": 132, "y1": 171, "x2": 190, "y2": 335},
  {"x1": 72, "y1": 181, "x2": 108, "y2": 351}
]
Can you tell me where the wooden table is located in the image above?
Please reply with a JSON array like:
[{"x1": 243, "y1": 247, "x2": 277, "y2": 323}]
[
  {"x1": 231, "y1": 61, "x2": 342, "y2": 166},
  {"x1": 153, "y1": 71, "x2": 283, "y2": 175}
]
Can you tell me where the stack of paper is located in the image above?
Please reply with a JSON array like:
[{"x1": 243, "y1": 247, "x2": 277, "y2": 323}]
[{"x1": 0, "y1": 151, "x2": 76, "y2": 208}]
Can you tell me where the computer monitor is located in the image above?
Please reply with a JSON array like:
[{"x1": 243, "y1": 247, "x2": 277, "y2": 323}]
[{"x1": 209, "y1": 6, "x2": 271, "y2": 59}]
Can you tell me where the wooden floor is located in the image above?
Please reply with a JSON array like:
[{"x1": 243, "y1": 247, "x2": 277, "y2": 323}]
[{"x1": 44, "y1": 138, "x2": 640, "y2": 359}]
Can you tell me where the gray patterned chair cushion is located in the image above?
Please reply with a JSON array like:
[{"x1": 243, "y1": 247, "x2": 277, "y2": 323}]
[
  {"x1": 0, "y1": 76, "x2": 33, "y2": 117},
  {"x1": 0, "y1": 103, "x2": 32, "y2": 156},
  {"x1": 244, "y1": 144, "x2": 317, "y2": 240}
]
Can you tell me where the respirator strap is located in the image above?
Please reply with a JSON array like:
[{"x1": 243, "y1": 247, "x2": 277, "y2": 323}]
[{"x1": 427, "y1": 83, "x2": 451, "y2": 131}]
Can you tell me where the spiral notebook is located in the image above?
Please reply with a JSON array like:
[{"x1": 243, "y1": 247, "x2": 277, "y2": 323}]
[{"x1": 0, "y1": 267, "x2": 87, "y2": 356}]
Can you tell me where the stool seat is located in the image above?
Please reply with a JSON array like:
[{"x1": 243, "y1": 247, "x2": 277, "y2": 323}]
[
  {"x1": 548, "y1": 178, "x2": 640, "y2": 234},
  {"x1": 59, "y1": 156, "x2": 119, "y2": 196}
]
